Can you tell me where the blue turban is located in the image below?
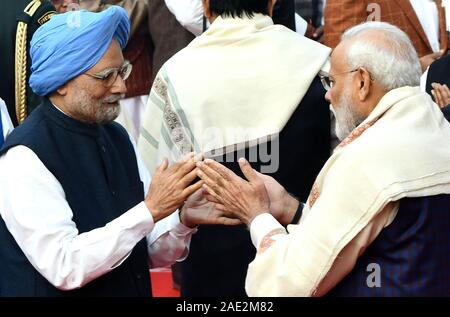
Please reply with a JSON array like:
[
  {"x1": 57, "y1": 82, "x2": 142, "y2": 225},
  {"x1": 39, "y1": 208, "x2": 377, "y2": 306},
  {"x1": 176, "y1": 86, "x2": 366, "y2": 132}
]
[{"x1": 29, "y1": 6, "x2": 130, "y2": 96}]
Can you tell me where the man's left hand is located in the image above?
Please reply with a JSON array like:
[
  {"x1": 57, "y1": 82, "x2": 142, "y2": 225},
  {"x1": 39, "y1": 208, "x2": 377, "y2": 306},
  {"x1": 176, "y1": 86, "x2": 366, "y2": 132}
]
[
  {"x1": 180, "y1": 188, "x2": 242, "y2": 228},
  {"x1": 431, "y1": 82, "x2": 450, "y2": 108},
  {"x1": 196, "y1": 158, "x2": 270, "y2": 226}
]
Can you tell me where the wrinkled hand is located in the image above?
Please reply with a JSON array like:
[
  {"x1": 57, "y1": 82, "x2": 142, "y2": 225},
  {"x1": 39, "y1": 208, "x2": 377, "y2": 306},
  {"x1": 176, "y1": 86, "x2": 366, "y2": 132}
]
[
  {"x1": 196, "y1": 158, "x2": 270, "y2": 226},
  {"x1": 145, "y1": 153, "x2": 202, "y2": 223},
  {"x1": 431, "y1": 82, "x2": 450, "y2": 108},
  {"x1": 253, "y1": 170, "x2": 300, "y2": 225},
  {"x1": 180, "y1": 188, "x2": 242, "y2": 228},
  {"x1": 420, "y1": 52, "x2": 442, "y2": 72}
]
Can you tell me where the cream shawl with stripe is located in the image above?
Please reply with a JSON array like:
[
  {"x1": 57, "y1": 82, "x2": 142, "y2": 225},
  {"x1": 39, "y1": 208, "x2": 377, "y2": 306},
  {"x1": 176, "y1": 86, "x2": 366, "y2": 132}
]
[{"x1": 137, "y1": 14, "x2": 331, "y2": 172}]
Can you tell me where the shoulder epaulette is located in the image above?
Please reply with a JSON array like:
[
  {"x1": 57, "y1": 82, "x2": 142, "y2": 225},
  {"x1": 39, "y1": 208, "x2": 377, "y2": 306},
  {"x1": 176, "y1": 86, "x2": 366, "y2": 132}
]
[{"x1": 15, "y1": 0, "x2": 56, "y2": 124}]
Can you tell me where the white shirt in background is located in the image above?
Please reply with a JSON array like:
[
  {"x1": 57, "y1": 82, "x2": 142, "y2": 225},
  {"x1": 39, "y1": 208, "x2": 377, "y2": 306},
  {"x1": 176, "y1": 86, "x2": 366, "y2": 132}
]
[
  {"x1": 0, "y1": 98, "x2": 14, "y2": 141},
  {"x1": 165, "y1": 0, "x2": 308, "y2": 36},
  {"x1": 165, "y1": 0, "x2": 205, "y2": 36},
  {"x1": 444, "y1": 0, "x2": 450, "y2": 32},
  {"x1": 410, "y1": 0, "x2": 440, "y2": 53},
  {"x1": 420, "y1": 67, "x2": 430, "y2": 91},
  {"x1": 295, "y1": 13, "x2": 308, "y2": 35}
]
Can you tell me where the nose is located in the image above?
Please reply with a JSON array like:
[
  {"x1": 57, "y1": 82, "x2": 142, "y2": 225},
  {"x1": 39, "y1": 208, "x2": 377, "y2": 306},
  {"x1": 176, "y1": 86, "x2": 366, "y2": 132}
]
[
  {"x1": 325, "y1": 89, "x2": 331, "y2": 103},
  {"x1": 110, "y1": 75, "x2": 127, "y2": 95}
]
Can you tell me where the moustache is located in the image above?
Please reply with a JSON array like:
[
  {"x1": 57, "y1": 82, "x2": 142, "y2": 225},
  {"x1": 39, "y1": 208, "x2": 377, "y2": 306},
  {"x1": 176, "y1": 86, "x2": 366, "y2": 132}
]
[{"x1": 103, "y1": 94, "x2": 125, "y2": 104}]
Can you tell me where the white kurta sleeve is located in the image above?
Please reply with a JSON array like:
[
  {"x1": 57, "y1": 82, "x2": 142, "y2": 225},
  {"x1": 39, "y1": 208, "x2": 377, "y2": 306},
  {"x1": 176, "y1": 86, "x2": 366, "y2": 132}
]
[
  {"x1": 246, "y1": 203, "x2": 398, "y2": 297},
  {"x1": 0, "y1": 139, "x2": 196, "y2": 290},
  {"x1": 132, "y1": 136, "x2": 197, "y2": 268},
  {"x1": 0, "y1": 146, "x2": 155, "y2": 290}
]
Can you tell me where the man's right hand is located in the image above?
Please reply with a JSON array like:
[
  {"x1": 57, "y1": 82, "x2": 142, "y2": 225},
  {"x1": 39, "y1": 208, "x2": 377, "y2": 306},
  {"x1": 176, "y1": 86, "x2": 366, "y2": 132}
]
[
  {"x1": 145, "y1": 153, "x2": 202, "y2": 223},
  {"x1": 253, "y1": 170, "x2": 300, "y2": 225},
  {"x1": 199, "y1": 161, "x2": 301, "y2": 226}
]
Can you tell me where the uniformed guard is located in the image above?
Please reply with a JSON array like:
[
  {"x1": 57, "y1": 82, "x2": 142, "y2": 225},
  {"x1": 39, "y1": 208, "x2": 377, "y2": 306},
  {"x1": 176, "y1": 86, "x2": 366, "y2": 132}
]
[{"x1": 0, "y1": 0, "x2": 56, "y2": 126}]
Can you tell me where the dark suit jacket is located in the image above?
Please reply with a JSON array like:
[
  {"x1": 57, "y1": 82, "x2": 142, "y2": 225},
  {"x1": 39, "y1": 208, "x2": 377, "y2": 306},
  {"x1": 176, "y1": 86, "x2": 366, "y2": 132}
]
[
  {"x1": 273, "y1": 0, "x2": 296, "y2": 31},
  {"x1": 324, "y1": 0, "x2": 449, "y2": 57},
  {"x1": 443, "y1": 106, "x2": 450, "y2": 121},
  {"x1": 147, "y1": 0, "x2": 195, "y2": 76},
  {"x1": 426, "y1": 54, "x2": 450, "y2": 94},
  {"x1": 180, "y1": 77, "x2": 331, "y2": 296},
  {"x1": 425, "y1": 54, "x2": 450, "y2": 122}
]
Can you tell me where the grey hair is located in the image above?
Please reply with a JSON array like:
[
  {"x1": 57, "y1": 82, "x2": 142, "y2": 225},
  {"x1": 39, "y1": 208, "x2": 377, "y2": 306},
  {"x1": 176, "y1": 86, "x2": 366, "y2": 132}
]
[{"x1": 341, "y1": 22, "x2": 422, "y2": 91}]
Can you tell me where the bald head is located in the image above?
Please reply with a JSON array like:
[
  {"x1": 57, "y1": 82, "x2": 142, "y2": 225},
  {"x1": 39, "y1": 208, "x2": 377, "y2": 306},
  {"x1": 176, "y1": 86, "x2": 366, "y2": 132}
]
[{"x1": 338, "y1": 22, "x2": 421, "y2": 92}]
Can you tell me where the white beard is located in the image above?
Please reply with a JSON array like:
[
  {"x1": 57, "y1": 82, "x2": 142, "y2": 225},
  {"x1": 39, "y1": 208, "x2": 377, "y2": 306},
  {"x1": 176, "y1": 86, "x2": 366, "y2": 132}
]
[
  {"x1": 331, "y1": 87, "x2": 364, "y2": 141},
  {"x1": 74, "y1": 88, "x2": 123, "y2": 124}
]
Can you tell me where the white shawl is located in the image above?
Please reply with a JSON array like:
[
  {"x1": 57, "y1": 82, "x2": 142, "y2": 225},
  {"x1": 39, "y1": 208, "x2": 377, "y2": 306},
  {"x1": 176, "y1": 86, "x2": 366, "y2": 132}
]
[{"x1": 137, "y1": 14, "x2": 331, "y2": 172}]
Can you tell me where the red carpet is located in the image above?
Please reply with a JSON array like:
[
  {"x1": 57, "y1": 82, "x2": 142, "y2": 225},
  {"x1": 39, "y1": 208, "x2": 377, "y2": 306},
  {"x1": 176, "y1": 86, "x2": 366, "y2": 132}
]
[{"x1": 150, "y1": 268, "x2": 180, "y2": 297}]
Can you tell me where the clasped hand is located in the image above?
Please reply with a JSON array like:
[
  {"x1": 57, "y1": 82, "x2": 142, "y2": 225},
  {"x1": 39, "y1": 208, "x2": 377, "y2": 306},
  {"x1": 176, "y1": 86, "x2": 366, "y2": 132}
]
[
  {"x1": 145, "y1": 153, "x2": 202, "y2": 222},
  {"x1": 144, "y1": 153, "x2": 242, "y2": 227},
  {"x1": 196, "y1": 158, "x2": 301, "y2": 226},
  {"x1": 196, "y1": 158, "x2": 272, "y2": 226}
]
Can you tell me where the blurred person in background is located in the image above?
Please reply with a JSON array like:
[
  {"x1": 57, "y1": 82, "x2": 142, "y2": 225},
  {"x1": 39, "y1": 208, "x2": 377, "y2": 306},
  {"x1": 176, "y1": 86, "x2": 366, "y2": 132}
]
[
  {"x1": 324, "y1": 0, "x2": 450, "y2": 71},
  {"x1": 80, "y1": 0, "x2": 194, "y2": 141},
  {"x1": 51, "y1": 0, "x2": 79, "y2": 12}
]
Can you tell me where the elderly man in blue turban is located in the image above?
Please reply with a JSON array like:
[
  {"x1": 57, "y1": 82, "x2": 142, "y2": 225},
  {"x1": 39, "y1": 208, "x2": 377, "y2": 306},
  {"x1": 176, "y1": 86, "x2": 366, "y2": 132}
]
[{"x1": 0, "y1": 6, "x2": 238, "y2": 297}]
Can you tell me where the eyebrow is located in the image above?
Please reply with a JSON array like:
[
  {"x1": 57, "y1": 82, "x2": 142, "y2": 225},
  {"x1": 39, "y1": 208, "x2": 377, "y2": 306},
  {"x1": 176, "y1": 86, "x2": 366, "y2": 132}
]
[
  {"x1": 93, "y1": 67, "x2": 117, "y2": 75},
  {"x1": 92, "y1": 64, "x2": 123, "y2": 76}
]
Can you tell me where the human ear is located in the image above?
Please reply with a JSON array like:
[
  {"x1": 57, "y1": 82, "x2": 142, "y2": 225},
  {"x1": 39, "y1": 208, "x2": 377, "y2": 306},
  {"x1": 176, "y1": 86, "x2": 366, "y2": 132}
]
[
  {"x1": 357, "y1": 67, "x2": 372, "y2": 101},
  {"x1": 55, "y1": 83, "x2": 68, "y2": 96}
]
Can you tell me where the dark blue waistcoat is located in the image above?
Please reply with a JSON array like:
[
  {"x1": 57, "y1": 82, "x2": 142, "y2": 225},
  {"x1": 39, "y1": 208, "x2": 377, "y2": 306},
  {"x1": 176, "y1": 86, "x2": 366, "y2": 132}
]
[
  {"x1": 328, "y1": 195, "x2": 450, "y2": 297},
  {"x1": 0, "y1": 99, "x2": 151, "y2": 296}
]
